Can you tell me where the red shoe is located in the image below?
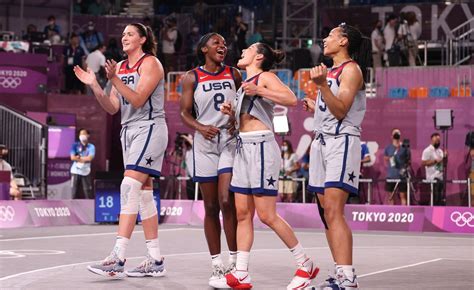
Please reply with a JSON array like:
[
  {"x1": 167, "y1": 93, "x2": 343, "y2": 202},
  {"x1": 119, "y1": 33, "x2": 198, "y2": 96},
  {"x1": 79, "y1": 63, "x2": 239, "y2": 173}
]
[
  {"x1": 225, "y1": 269, "x2": 253, "y2": 289},
  {"x1": 286, "y1": 258, "x2": 319, "y2": 289}
]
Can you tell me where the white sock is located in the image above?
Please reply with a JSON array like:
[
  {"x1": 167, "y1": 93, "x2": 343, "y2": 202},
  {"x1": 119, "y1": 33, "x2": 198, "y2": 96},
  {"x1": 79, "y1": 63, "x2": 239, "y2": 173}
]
[
  {"x1": 146, "y1": 238, "x2": 162, "y2": 261},
  {"x1": 236, "y1": 251, "x2": 250, "y2": 271},
  {"x1": 337, "y1": 265, "x2": 354, "y2": 280},
  {"x1": 211, "y1": 254, "x2": 223, "y2": 267},
  {"x1": 229, "y1": 251, "x2": 237, "y2": 264},
  {"x1": 290, "y1": 243, "x2": 308, "y2": 266},
  {"x1": 113, "y1": 236, "x2": 129, "y2": 261}
]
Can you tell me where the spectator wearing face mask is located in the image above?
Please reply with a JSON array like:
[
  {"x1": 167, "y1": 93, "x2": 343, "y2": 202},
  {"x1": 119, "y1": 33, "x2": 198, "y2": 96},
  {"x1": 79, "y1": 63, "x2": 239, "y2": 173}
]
[
  {"x1": 384, "y1": 128, "x2": 409, "y2": 205},
  {"x1": 80, "y1": 21, "x2": 104, "y2": 55},
  {"x1": 0, "y1": 144, "x2": 21, "y2": 200},
  {"x1": 70, "y1": 128, "x2": 95, "y2": 199},
  {"x1": 422, "y1": 133, "x2": 446, "y2": 205}
]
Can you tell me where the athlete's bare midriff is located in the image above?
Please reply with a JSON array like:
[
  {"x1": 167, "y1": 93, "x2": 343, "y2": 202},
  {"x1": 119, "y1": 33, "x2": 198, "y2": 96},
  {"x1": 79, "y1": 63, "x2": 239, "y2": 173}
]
[{"x1": 239, "y1": 113, "x2": 270, "y2": 132}]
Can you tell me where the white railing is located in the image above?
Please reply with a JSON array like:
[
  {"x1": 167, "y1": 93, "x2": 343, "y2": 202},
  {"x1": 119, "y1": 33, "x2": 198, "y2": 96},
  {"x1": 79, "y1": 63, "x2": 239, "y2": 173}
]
[{"x1": 0, "y1": 104, "x2": 47, "y2": 198}]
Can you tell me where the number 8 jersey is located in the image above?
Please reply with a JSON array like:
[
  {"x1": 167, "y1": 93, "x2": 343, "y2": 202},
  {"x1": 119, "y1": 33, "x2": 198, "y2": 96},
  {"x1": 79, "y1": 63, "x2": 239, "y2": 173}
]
[{"x1": 192, "y1": 65, "x2": 237, "y2": 129}]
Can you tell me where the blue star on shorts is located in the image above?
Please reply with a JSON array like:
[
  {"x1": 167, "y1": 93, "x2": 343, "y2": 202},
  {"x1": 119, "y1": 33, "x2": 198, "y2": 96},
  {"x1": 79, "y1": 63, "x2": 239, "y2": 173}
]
[
  {"x1": 266, "y1": 176, "x2": 276, "y2": 187},
  {"x1": 145, "y1": 157, "x2": 154, "y2": 166},
  {"x1": 348, "y1": 171, "x2": 356, "y2": 183}
]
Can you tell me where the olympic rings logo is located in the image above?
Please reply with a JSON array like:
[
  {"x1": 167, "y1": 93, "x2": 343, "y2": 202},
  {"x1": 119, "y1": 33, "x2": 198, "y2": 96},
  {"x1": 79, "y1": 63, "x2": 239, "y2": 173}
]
[
  {"x1": 450, "y1": 211, "x2": 474, "y2": 228},
  {"x1": 0, "y1": 206, "x2": 16, "y2": 222},
  {"x1": 0, "y1": 77, "x2": 22, "y2": 89}
]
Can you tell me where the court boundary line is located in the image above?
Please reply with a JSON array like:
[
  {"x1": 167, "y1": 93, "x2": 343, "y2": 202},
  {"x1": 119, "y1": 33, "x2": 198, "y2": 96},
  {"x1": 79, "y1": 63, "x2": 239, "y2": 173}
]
[
  {"x1": 0, "y1": 228, "x2": 200, "y2": 242},
  {"x1": 2, "y1": 227, "x2": 471, "y2": 242},
  {"x1": 0, "y1": 247, "x2": 329, "y2": 282},
  {"x1": 358, "y1": 258, "x2": 443, "y2": 278},
  {"x1": 3, "y1": 246, "x2": 472, "y2": 282}
]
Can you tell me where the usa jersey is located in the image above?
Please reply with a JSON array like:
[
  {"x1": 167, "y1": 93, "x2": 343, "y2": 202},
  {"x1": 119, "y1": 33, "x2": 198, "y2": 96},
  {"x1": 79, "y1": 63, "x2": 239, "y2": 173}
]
[
  {"x1": 193, "y1": 66, "x2": 237, "y2": 129},
  {"x1": 117, "y1": 54, "x2": 165, "y2": 125},
  {"x1": 313, "y1": 61, "x2": 366, "y2": 136},
  {"x1": 234, "y1": 73, "x2": 274, "y2": 131}
]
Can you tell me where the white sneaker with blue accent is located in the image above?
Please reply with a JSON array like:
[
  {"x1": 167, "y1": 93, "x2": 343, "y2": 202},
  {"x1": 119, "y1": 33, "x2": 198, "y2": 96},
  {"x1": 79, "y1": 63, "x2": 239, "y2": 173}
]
[
  {"x1": 336, "y1": 269, "x2": 359, "y2": 289},
  {"x1": 87, "y1": 252, "x2": 126, "y2": 278},
  {"x1": 126, "y1": 255, "x2": 166, "y2": 277}
]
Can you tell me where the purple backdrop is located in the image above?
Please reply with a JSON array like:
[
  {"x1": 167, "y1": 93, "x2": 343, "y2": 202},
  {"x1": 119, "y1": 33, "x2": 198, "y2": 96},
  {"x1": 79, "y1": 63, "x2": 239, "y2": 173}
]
[
  {"x1": 376, "y1": 66, "x2": 473, "y2": 98},
  {"x1": 164, "y1": 97, "x2": 474, "y2": 205},
  {"x1": 2, "y1": 200, "x2": 472, "y2": 234},
  {"x1": 0, "y1": 53, "x2": 47, "y2": 94}
]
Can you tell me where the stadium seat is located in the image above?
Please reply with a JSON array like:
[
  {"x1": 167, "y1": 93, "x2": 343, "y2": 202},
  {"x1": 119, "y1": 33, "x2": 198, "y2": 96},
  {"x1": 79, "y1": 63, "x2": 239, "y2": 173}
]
[
  {"x1": 429, "y1": 87, "x2": 449, "y2": 98},
  {"x1": 409, "y1": 87, "x2": 428, "y2": 99},
  {"x1": 451, "y1": 86, "x2": 472, "y2": 97},
  {"x1": 388, "y1": 87, "x2": 408, "y2": 99}
]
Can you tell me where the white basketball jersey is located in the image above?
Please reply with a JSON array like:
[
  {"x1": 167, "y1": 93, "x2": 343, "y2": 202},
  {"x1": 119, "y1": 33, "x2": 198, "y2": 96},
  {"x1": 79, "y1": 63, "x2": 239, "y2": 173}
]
[
  {"x1": 117, "y1": 54, "x2": 165, "y2": 125},
  {"x1": 193, "y1": 66, "x2": 237, "y2": 129},
  {"x1": 313, "y1": 61, "x2": 366, "y2": 136}
]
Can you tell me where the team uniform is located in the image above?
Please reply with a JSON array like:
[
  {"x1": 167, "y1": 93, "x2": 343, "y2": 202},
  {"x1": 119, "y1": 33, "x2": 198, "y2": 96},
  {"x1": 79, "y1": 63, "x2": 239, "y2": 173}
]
[
  {"x1": 308, "y1": 60, "x2": 366, "y2": 196},
  {"x1": 87, "y1": 53, "x2": 167, "y2": 279},
  {"x1": 191, "y1": 65, "x2": 237, "y2": 182},
  {"x1": 229, "y1": 73, "x2": 280, "y2": 196},
  {"x1": 117, "y1": 54, "x2": 168, "y2": 178}
]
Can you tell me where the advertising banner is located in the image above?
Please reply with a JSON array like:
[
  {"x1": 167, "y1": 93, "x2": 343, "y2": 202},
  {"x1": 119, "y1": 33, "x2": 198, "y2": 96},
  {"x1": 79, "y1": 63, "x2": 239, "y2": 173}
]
[{"x1": 1, "y1": 200, "x2": 472, "y2": 235}]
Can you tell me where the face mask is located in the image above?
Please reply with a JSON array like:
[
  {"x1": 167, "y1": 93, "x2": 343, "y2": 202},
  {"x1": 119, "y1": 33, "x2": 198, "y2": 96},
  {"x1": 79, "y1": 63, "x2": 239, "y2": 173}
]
[
  {"x1": 393, "y1": 133, "x2": 400, "y2": 140},
  {"x1": 282, "y1": 146, "x2": 288, "y2": 152},
  {"x1": 79, "y1": 135, "x2": 88, "y2": 143},
  {"x1": 433, "y1": 142, "x2": 440, "y2": 149}
]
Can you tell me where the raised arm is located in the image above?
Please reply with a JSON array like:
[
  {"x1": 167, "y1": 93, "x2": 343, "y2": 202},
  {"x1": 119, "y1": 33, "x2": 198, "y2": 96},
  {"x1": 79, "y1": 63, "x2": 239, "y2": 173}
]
[
  {"x1": 108, "y1": 57, "x2": 163, "y2": 109},
  {"x1": 73, "y1": 66, "x2": 120, "y2": 115},
  {"x1": 310, "y1": 62, "x2": 363, "y2": 120},
  {"x1": 241, "y1": 72, "x2": 297, "y2": 106}
]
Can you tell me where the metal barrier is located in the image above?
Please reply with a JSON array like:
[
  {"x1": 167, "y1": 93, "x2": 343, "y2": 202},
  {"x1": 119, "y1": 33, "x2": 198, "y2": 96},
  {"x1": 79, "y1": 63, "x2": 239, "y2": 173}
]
[
  {"x1": 0, "y1": 104, "x2": 47, "y2": 198},
  {"x1": 362, "y1": 178, "x2": 472, "y2": 207}
]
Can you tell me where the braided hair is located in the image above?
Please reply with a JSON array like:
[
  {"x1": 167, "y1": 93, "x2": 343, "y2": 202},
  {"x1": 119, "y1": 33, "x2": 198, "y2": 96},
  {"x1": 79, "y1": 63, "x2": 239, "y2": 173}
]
[{"x1": 338, "y1": 23, "x2": 372, "y2": 82}]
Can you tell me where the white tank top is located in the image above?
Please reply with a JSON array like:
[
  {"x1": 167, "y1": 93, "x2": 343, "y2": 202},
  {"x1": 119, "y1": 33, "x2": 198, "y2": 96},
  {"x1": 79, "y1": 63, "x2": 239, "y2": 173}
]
[
  {"x1": 313, "y1": 60, "x2": 366, "y2": 136},
  {"x1": 117, "y1": 54, "x2": 165, "y2": 126},
  {"x1": 192, "y1": 65, "x2": 237, "y2": 129},
  {"x1": 234, "y1": 72, "x2": 274, "y2": 131}
]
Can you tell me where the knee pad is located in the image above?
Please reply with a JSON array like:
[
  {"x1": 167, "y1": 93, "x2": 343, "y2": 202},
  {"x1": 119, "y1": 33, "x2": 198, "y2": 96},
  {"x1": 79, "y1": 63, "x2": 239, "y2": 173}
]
[
  {"x1": 139, "y1": 189, "x2": 157, "y2": 220},
  {"x1": 316, "y1": 195, "x2": 329, "y2": 230},
  {"x1": 120, "y1": 176, "x2": 142, "y2": 215}
]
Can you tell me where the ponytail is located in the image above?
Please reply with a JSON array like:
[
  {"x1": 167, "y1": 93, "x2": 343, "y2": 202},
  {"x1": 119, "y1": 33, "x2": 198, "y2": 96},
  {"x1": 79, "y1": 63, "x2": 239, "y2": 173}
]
[
  {"x1": 339, "y1": 23, "x2": 372, "y2": 82},
  {"x1": 256, "y1": 42, "x2": 285, "y2": 71},
  {"x1": 129, "y1": 23, "x2": 157, "y2": 56}
]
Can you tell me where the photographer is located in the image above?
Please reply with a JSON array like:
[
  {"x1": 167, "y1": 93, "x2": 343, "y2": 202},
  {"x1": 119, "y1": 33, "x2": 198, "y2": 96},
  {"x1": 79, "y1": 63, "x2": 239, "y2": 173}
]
[
  {"x1": 421, "y1": 133, "x2": 446, "y2": 205},
  {"x1": 384, "y1": 128, "x2": 410, "y2": 205}
]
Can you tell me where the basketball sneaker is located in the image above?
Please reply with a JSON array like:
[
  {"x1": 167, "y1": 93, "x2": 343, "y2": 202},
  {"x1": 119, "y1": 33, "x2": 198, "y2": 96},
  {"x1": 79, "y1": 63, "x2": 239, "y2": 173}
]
[
  {"x1": 126, "y1": 255, "x2": 166, "y2": 277},
  {"x1": 87, "y1": 252, "x2": 126, "y2": 278},
  {"x1": 224, "y1": 269, "x2": 253, "y2": 289},
  {"x1": 335, "y1": 268, "x2": 358, "y2": 289},
  {"x1": 315, "y1": 275, "x2": 338, "y2": 289},
  {"x1": 208, "y1": 263, "x2": 227, "y2": 288},
  {"x1": 287, "y1": 258, "x2": 320, "y2": 289}
]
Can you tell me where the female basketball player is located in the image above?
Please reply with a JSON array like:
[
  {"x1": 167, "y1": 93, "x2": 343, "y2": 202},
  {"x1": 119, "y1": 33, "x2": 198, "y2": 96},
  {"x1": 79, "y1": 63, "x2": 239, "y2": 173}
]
[
  {"x1": 303, "y1": 23, "x2": 371, "y2": 289},
  {"x1": 74, "y1": 23, "x2": 168, "y2": 278},
  {"x1": 219, "y1": 43, "x2": 318, "y2": 290},
  {"x1": 180, "y1": 33, "x2": 241, "y2": 287}
]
